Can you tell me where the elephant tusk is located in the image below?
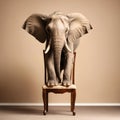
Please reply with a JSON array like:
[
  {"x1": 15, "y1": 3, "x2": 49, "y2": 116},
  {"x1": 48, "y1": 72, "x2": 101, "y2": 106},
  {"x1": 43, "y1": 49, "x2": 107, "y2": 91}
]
[
  {"x1": 45, "y1": 39, "x2": 51, "y2": 54},
  {"x1": 45, "y1": 44, "x2": 50, "y2": 54},
  {"x1": 64, "y1": 40, "x2": 72, "y2": 52}
]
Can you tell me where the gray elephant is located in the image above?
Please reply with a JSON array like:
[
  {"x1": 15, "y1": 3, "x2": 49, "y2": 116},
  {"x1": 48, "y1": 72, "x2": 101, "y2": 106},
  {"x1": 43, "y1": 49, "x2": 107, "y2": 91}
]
[{"x1": 23, "y1": 12, "x2": 92, "y2": 87}]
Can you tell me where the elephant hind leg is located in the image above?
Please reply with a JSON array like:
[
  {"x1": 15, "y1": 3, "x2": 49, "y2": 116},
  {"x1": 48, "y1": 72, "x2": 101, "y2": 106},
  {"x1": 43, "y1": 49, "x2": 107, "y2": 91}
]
[{"x1": 60, "y1": 50, "x2": 66, "y2": 71}]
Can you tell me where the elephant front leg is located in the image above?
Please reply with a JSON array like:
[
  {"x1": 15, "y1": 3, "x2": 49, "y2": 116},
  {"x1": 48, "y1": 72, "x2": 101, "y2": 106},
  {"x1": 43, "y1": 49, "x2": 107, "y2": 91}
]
[
  {"x1": 62, "y1": 52, "x2": 74, "y2": 87},
  {"x1": 46, "y1": 52, "x2": 57, "y2": 87}
]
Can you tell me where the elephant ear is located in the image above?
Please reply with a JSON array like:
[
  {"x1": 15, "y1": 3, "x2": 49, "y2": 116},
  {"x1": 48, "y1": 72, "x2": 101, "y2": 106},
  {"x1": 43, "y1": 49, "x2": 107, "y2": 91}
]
[
  {"x1": 67, "y1": 13, "x2": 93, "y2": 42},
  {"x1": 22, "y1": 14, "x2": 48, "y2": 43}
]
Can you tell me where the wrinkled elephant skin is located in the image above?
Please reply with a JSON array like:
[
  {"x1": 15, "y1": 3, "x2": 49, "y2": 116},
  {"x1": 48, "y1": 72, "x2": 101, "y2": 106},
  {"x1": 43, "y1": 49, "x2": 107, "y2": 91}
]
[{"x1": 23, "y1": 12, "x2": 92, "y2": 87}]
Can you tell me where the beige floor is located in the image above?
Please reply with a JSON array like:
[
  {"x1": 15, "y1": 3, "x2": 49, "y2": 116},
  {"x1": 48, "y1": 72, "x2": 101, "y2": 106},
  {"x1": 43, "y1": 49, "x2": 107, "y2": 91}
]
[{"x1": 0, "y1": 106, "x2": 120, "y2": 120}]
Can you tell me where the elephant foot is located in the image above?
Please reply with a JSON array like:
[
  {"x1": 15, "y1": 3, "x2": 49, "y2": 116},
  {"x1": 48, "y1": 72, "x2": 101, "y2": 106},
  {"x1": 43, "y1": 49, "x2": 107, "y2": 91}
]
[
  {"x1": 47, "y1": 80, "x2": 58, "y2": 87},
  {"x1": 62, "y1": 80, "x2": 71, "y2": 87}
]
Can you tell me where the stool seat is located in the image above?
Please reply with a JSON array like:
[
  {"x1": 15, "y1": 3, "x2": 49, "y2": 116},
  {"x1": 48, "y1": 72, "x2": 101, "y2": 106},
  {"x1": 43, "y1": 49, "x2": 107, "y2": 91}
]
[{"x1": 43, "y1": 84, "x2": 76, "y2": 89}]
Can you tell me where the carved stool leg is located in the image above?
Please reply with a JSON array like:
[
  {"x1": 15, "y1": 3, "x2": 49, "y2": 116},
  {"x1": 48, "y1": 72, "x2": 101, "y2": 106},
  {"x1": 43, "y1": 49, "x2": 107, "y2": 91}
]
[
  {"x1": 71, "y1": 89, "x2": 76, "y2": 116},
  {"x1": 43, "y1": 89, "x2": 48, "y2": 115}
]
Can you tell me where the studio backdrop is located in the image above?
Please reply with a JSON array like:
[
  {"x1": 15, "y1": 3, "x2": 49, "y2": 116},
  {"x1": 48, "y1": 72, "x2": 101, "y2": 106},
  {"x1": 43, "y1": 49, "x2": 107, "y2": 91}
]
[{"x1": 0, "y1": 0, "x2": 120, "y2": 104}]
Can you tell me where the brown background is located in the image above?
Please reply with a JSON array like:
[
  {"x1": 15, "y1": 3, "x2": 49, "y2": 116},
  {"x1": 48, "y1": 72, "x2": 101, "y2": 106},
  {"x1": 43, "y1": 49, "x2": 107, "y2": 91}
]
[{"x1": 0, "y1": 0, "x2": 120, "y2": 103}]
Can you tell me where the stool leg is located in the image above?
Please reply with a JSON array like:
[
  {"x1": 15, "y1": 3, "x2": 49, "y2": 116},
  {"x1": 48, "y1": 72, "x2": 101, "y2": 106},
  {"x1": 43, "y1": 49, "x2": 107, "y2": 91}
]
[
  {"x1": 71, "y1": 90, "x2": 76, "y2": 116},
  {"x1": 43, "y1": 89, "x2": 48, "y2": 115},
  {"x1": 46, "y1": 91, "x2": 48, "y2": 112}
]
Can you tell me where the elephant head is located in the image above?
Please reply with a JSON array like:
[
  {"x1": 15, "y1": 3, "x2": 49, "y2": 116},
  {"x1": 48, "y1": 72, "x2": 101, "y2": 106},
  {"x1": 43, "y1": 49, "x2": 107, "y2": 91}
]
[{"x1": 22, "y1": 12, "x2": 92, "y2": 82}]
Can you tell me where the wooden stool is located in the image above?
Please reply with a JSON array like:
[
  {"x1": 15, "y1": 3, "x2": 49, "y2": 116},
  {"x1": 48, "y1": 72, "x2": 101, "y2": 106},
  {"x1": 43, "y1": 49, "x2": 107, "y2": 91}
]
[{"x1": 42, "y1": 51, "x2": 76, "y2": 115}]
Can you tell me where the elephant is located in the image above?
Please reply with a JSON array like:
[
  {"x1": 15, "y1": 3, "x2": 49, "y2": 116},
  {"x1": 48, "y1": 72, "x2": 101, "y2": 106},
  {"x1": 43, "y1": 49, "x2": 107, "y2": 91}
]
[{"x1": 22, "y1": 11, "x2": 92, "y2": 87}]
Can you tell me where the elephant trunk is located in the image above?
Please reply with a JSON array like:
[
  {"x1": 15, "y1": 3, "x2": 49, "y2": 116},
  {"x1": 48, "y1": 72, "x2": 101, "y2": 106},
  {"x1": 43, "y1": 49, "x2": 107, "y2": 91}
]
[{"x1": 53, "y1": 38, "x2": 65, "y2": 83}]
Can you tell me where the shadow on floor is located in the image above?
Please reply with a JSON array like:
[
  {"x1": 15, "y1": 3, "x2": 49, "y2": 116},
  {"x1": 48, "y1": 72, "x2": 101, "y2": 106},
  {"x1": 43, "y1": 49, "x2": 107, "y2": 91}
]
[
  {"x1": 0, "y1": 106, "x2": 43, "y2": 115},
  {"x1": 0, "y1": 106, "x2": 75, "y2": 116},
  {"x1": 0, "y1": 106, "x2": 120, "y2": 117}
]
